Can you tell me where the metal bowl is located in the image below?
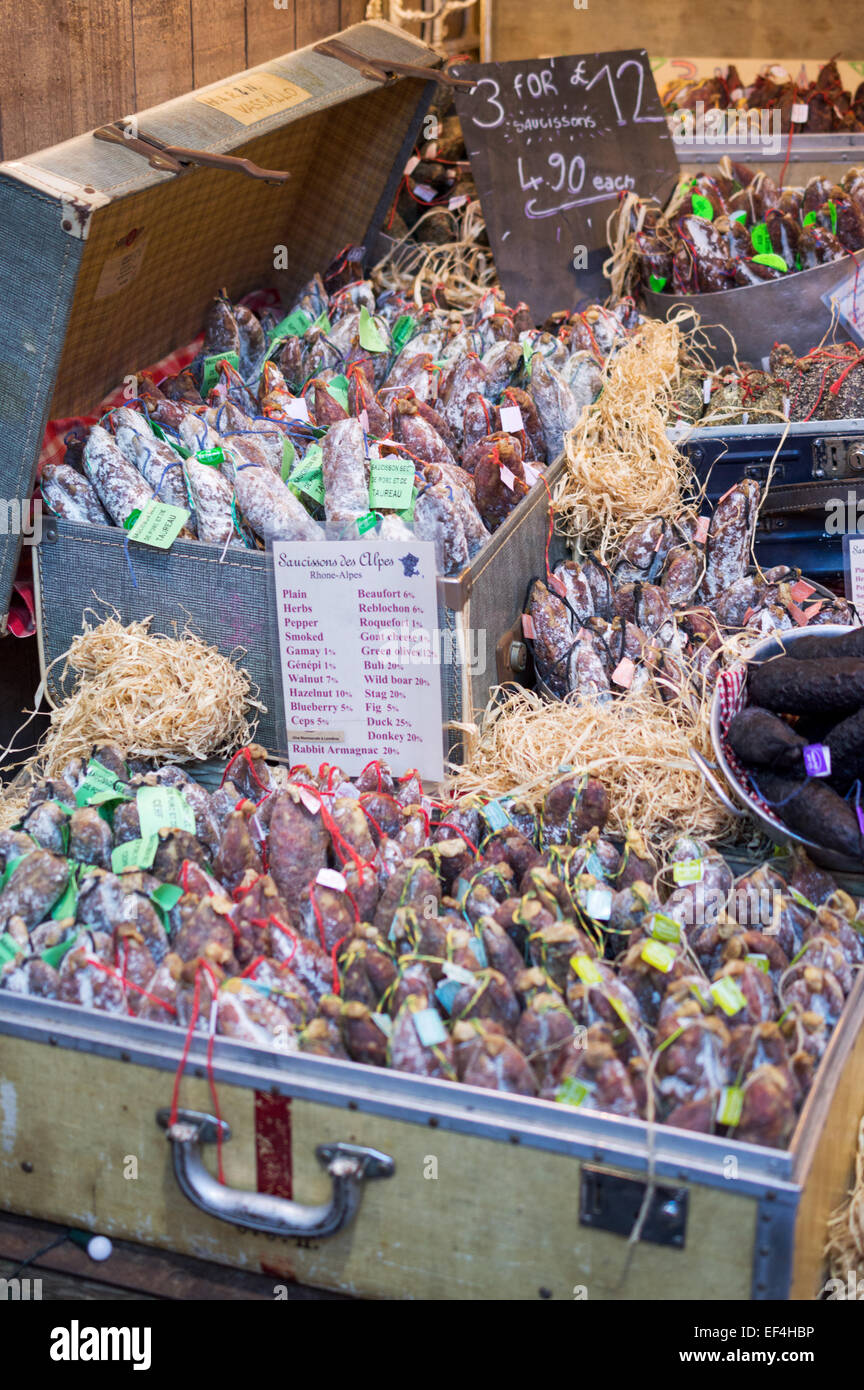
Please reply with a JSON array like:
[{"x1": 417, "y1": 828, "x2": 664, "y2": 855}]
[{"x1": 705, "y1": 622, "x2": 864, "y2": 873}]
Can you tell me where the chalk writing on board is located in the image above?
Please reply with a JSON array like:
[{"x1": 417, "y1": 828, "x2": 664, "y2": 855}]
[{"x1": 453, "y1": 51, "x2": 678, "y2": 319}]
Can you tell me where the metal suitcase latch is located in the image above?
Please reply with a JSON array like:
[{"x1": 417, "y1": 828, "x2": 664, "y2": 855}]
[
  {"x1": 93, "y1": 123, "x2": 290, "y2": 184},
  {"x1": 313, "y1": 38, "x2": 473, "y2": 88},
  {"x1": 580, "y1": 1166, "x2": 688, "y2": 1247},
  {"x1": 812, "y1": 436, "x2": 864, "y2": 480}
]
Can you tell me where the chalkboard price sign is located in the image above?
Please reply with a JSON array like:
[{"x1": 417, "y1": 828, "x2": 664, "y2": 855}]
[{"x1": 453, "y1": 51, "x2": 679, "y2": 320}]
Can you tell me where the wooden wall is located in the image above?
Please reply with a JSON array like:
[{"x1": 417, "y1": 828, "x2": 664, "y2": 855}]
[
  {"x1": 487, "y1": 0, "x2": 864, "y2": 64},
  {"x1": 0, "y1": 0, "x2": 368, "y2": 162}
]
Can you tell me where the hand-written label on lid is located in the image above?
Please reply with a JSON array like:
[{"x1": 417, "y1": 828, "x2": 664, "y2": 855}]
[
  {"x1": 195, "y1": 72, "x2": 310, "y2": 126},
  {"x1": 803, "y1": 744, "x2": 831, "y2": 777},
  {"x1": 499, "y1": 404, "x2": 524, "y2": 433}
]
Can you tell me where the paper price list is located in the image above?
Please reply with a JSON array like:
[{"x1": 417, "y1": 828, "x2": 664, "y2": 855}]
[{"x1": 272, "y1": 540, "x2": 444, "y2": 781}]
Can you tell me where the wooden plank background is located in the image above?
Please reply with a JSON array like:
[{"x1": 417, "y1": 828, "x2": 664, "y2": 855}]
[{"x1": 0, "y1": 0, "x2": 368, "y2": 161}]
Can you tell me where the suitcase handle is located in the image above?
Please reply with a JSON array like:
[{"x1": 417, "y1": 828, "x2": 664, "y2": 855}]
[{"x1": 157, "y1": 1108, "x2": 394, "y2": 1238}]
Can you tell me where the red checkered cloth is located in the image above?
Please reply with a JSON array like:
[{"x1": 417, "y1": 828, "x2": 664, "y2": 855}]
[
  {"x1": 11, "y1": 288, "x2": 280, "y2": 636},
  {"x1": 716, "y1": 665, "x2": 784, "y2": 827}
]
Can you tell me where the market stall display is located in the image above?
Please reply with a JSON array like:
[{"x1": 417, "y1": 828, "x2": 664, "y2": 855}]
[{"x1": 659, "y1": 58, "x2": 864, "y2": 134}]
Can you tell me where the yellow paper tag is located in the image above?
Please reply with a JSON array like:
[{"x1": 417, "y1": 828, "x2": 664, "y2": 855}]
[
  {"x1": 195, "y1": 73, "x2": 310, "y2": 126},
  {"x1": 641, "y1": 939, "x2": 676, "y2": 973},
  {"x1": 570, "y1": 953, "x2": 602, "y2": 985}
]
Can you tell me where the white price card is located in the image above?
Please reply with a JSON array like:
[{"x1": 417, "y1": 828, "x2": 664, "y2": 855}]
[
  {"x1": 843, "y1": 534, "x2": 864, "y2": 615},
  {"x1": 272, "y1": 540, "x2": 444, "y2": 782}
]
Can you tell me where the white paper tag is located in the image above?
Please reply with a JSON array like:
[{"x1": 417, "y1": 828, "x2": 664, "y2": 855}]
[
  {"x1": 791, "y1": 102, "x2": 809, "y2": 123},
  {"x1": 582, "y1": 887, "x2": 612, "y2": 921},
  {"x1": 441, "y1": 960, "x2": 478, "y2": 986},
  {"x1": 284, "y1": 397, "x2": 310, "y2": 422},
  {"x1": 413, "y1": 1007, "x2": 448, "y2": 1047},
  {"x1": 316, "y1": 868, "x2": 347, "y2": 892},
  {"x1": 702, "y1": 377, "x2": 712, "y2": 404},
  {"x1": 412, "y1": 183, "x2": 437, "y2": 203},
  {"x1": 730, "y1": 86, "x2": 744, "y2": 101},
  {"x1": 499, "y1": 465, "x2": 516, "y2": 491},
  {"x1": 523, "y1": 462, "x2": 540, "y2": 486},
  {"x1": 448, "y1": 193, "x2": 468, "y2": 210},
  {"x1": 499, "y1": 404, "x2": 524, "y2": 432},
  {"x1": 298, "y1": 788, "x2": 321, "y2": 815},
  {"x1": 403, "y1": 155, "x2": 420, "y2": 176},
  {"x1": 761, "y1": 354, "x2": 771, "y2": 370}
]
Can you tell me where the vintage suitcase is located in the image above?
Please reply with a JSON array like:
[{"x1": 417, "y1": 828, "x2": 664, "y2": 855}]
[
  {"x1": 0, "y1": 18, "x2": 441, "y2": 625},
  {"x1": 0, "y1": 963, "x2": 861, "y2": 1300},
  {"x1": 673, "y1": 417, "x2": 864, "y2": 578}
]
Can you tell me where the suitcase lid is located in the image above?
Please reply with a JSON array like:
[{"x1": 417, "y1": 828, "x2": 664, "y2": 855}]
[{"x1": 0, "y1": 19, "x2": 439, "y2": 616}]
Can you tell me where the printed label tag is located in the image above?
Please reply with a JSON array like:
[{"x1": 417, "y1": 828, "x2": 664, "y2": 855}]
[
  {"x1": 137, "y1": 785, "x2": 196, "y2": 839},
  {"x1": 499, "y1": 404, "x2": 524, "y2": 433},
  {"x1": 280, "y1": 436, "x2": 295, "y2": 482},
  {"x1": 570, "y1": 953, "x2": 602, "y2": 985},
  {"x1": 315, "y1": 868, "x2": 347, "y2": 892},
  {"x1": 789, "y1": 886, "x2": 817, "y2": 911},
  {"x1": 649, "y1": 913, "x2": 681, "y2": 943},
  {"x1": 803, "y1": 744, "x2": 831, "y2": 777},
  {"x1": 710, "y1": 977, "x2": 747, "y2": 1016},
  {"x1": 111, "y1": 835, "x2": 159, "y2": 873},
  {"x1": 482, "y1": 799, "x2": 511, "y2": 831},
  {"x1": 369, "y1": 456, "x2": 414, "y2": 509},
  {"x1": 672, "y1": 858, "x2": 703, "y2": 884},
  {"x1": 521, "y1": 613, "x2": 536, "y2": 639},
  {"x1": 413, "y1": 1007, "x2": 448, "y2": 1047},
  {"x1": 200, "y1": 351, "x2": 240, "y2": 396},
  {"x1": 702, "y1": 377, "x2": 712, "y2": 404},
  {"x1": 126, "y1": 498, "x2": 190, "y2": 550},
  {"x1": 641, "y1": 939, "x2": 676, "y2": 972},
  {"x1": 287, "y1": 444, "x2": 325, "y2": 504}
]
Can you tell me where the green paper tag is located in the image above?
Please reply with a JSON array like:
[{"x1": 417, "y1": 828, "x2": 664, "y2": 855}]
[
  {"x1": 358, "y1": 306, "x2": 388, "y2": 353},
  {"x1": 745, "y1": 952, "x2": 770, "y2": 973},
  {"x1": 570, "y1": 953, "x2": 602, "y2": 985},
  {"x1": 369, "y1": 456, "x2": 414, "y2": 509},
  {"x1": 556, "y1": 1076, "x2": 595, "y2": 1108},
  {"x1": 521, "y1": 339, "x2": 535, "y2": 375},
  {"x1": 608, "y1": 994, "x2": 632, "y2": 1028},
  {"x1": 127, "y1": 498, "x2": 190, "y2": 550},
  {"x1": 391, "y1": 314, "x2": 416, "y2": 353},
  {"x1": 0, "y1": 853, "x2": 27, "y2": 891},
  {"x1": 287, "y1": 444, "x2": 325, "y2": 505},
  {"x1": 124, "y1": 509, "x2": 141, "y2": 530},
  {"x1": 731, "y1": 210, "x2": 747, "y2": 223},
  {"x1": 136, "y1": 785, "x2": 196, "y2": 839},
  {"x1": 716, "y1": 1085, "x2": 744, "y2": 1127},
  {"x1": 75, "y1": 758, "x2": 123, "y2": 807},
  {"x1": 649, "y1": 913, "x2": 681, "y2": 944},
  {"x1": 268, "y1": 309, "x2": 311, "y2": 343},
  {"x1": 200, "y1": 351, "x2": 240, "y2": 396},
  {"x1": 752, "y1": 252, "x2": 788, "y2": 272},
  {"x1": 40, "y1": 933, "x2": 79, "y2": 970},
  {"x1": 482, "y1": 799, "x2": 511, "y2": 832},
  {"x1": 641, "y1": 939, "x2": 676, "y2": 972},
  {"x1": 397, "y1": 488, "x2": 417, "y2": 524},
  {"x1": 325, "y1": 374, "x2": 350, "y2": 413},
  {"x1": 827, "y1": 199, "x2": 838, "y2": 235},
  {"x1": 789, "y1": 887, "x2": 817, "y2": 912},
  {"x1": 50, "y1": 866, "x2": 79, "y2": 922},
  {"x1": 710, "y1": 977, "x2": 748, "y2": 1016},
  {"x1": 111, "y1": 835, "x2": 159, "y2": 873},
  {"x1": 312, "y1": 310, "x2": 331, "y2": 335},
  {"x1": 672, "y1": 858, "x2": 703, "y2": 885},
  {"x1": 803, "y1": 209, "x2": 818, "y2": 226},
  {"x1": 0, "y1": 933, "x2": 21, "y2": 968},
  {"x1": 196, "y1": 447, "x2": 225, "y2": 468},
  {"x1": 751, "y1": 222, "x2": 771, "y2": 255},
  {"x1": 648, "y1": 273, "x2": 668, "y2": 292},
  {"x1": 152, "y1": 882, "x2": 184, "y2": 913},
  {"x1": 691, "y1": 192, "x2": 714, "y2": 220},
  {"x1": 356, "y1": 511, "x2": 378, "y2": 535},
  {"x1": 280, "y1": 436, "x2": 296, "y2": 483}
]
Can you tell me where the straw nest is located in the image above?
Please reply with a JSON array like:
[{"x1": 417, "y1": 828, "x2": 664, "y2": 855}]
[
  {"x1": 5, "y1": 609, "x2": 264, "y2": 798},
  {"x1": 555, "y1": 314, "x2": 699, "y2": 557},
  {"x1": 448, "y1": 681, "x2": 736, "y2": 847},
  {"x1": 825, "y1": 1116, "x2": 864, "y2": 1297},
  {"x1": 372, "y1": 201, "x2": 499, "y2": 310}
]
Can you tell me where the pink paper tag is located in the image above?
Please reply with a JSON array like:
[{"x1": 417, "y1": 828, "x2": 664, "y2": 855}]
[
  {"x1": 548, "y1": 575, "x2": 567, "y2": 598},
  {"x1": 500, "y1": 465, "x2": 516, "y2": 491},
  {"x1": 742, "y1": 606, "x2": 755, "y2": 623},
  {"x1": 403, "y1": 155, "x2": 420, "y2": 176},
  {"x1": 789, "y1": 602, "x2": 809, "y2": 626},
  {"x1": 298, "y1": 788, "x2": 321, "y2": 815},
  {"x1": 694, "y1": 516, "x2": 710, "y2": 543},
  {"x1": 522, "y1": 613, "x2": 536, "y2": 639},
  {"x1": 359, "y1": 409, "x2": 369, "y2": 435},
  {"x1": 802, "y1": 600, "x2": 825, "y2": 618},
  {"x1": 611, "y1": 657, "x2": 636, "y2": 688},
  {"x1": 789, "y1": 580, "x2": 815, "y2": 602}
]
